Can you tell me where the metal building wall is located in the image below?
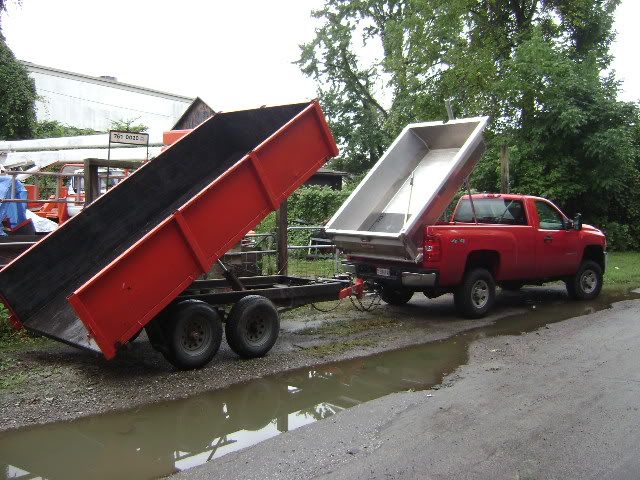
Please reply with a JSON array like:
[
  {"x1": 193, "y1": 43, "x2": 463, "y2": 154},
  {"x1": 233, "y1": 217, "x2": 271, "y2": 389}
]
[{"x1": 24, "y1": 62, "x2": 194, "y2": 134}]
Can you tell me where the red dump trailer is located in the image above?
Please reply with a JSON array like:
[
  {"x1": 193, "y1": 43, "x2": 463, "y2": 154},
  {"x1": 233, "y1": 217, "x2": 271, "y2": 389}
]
[{"x1": 0, "y1": 101, "x2": 344, "y2": 369}]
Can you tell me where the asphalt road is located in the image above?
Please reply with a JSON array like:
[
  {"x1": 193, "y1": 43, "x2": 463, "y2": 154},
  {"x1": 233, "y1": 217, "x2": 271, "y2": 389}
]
[{"x1": 177, "y1": 297, "x2": 640, "y2": 480}]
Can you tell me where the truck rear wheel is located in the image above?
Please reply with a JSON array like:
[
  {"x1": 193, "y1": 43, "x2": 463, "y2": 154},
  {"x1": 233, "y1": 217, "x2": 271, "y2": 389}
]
[
  {"x1": 161, "y1": 300, "x2": 223, "y2": 370},
  {"x1": 454, "y1": 268, "x2": 496, "y2": 318},
  {"x1": 379, "y1": 285, "x2": 413, "y2": 305},
  {"x1": 566, "y1": 260, "x2": 602, "y2": 300},
  {"x1": 225, "y1": 295, "x2": 280, "y2": 359}
]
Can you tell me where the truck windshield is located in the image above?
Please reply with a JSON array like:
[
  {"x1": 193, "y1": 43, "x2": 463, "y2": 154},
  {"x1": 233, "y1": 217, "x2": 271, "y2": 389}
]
[{"x1": 454, "y1": 198, "x2": 527, "y2": 225}]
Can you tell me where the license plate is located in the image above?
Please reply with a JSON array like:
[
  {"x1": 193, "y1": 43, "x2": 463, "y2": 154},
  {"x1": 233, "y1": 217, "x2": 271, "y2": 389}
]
[{"x1": 376, "y1": 267, "x2": 391, "y2": 277}]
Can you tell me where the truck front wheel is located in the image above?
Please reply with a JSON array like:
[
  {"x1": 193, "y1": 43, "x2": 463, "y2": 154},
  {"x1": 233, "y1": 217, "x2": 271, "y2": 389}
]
[
  {"x1": 379, "y1": 285, "x2": 414, "y2": 306},
  {"x1": 566, "y1": 260, "x2": 603, "y2": 300},
  {"x1": 454, "y1": 268, "x2": 496, "y2": 318}
]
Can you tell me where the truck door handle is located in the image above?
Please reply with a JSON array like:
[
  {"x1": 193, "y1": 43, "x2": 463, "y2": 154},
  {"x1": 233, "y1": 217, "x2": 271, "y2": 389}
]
[{"x1": 544, "y1": 235, "x2": 553, "y2": 243}]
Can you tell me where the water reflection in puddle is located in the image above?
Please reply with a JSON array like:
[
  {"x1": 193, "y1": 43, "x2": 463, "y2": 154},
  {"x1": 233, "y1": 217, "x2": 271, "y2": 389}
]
[{"x1": 1, "y1": 290, "x2": 636, "y2": 480}]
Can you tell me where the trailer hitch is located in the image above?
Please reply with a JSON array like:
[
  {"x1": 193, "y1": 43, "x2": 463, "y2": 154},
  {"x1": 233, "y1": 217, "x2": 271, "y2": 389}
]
[{"x1": 338, "y1": 278, "x2": 365, "y2": 300}]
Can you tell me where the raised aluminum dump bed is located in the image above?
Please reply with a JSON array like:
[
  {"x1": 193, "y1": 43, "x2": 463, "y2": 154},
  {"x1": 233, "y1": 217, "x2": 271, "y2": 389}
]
[
  {"x1": 0, "y1": 101, "x2": 338, "y2": 359},
  {"x1": 325, "y1": 117, "x2": 489, "y2": 262}
]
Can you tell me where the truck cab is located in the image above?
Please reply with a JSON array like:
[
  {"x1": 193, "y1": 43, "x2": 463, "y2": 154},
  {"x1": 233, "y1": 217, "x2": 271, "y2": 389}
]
[{"x1": 346, "y1": 193, "x2": 606, "y2": 318}]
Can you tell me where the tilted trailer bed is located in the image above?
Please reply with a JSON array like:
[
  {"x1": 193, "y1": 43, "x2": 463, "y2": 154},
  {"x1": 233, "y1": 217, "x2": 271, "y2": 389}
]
[{"x1": 0, "y1": 101, "x2": 345, "y2": 369}]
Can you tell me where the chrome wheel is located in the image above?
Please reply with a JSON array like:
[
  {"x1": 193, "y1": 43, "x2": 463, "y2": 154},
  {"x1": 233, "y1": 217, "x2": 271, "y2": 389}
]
[
  {"x1": 471, "y1": 279, "x2": 489, "y2": 309},
  {"x1": 580, "y1": 269, "x2": 597, "y2": 294}
]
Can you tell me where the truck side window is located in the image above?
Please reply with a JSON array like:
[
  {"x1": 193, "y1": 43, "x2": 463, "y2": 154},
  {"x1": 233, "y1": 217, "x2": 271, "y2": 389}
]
[
  {"x1": 535, "y1": 201, "x2": 564, "y2": 230},
  {"x1": 454, "y1": 199, "x2": 527, "y2": 225}
]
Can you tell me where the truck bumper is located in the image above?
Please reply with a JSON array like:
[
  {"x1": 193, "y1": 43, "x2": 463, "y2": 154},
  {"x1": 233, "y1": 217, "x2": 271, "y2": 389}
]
[
  {"x1": 343, "y1": 263, "x2": 438, "y2": 289},
  {"x1": 400, "y1": 272, "x2": 437, "y2": 287}
]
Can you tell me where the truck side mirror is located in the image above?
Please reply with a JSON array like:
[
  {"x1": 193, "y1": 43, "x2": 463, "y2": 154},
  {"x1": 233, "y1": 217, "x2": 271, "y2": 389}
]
[{"x1": 573, "y1": 213, "x2": 582, "y2": 231}]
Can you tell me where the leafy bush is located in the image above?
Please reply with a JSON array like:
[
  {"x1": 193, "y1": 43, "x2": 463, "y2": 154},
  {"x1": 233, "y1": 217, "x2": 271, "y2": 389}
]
[
  {"x1": 34, "y1": 120, "x2": 99, "y2": 138},
  {"x1": 288, "y1": 185, "x2": 351, "y2": 225},
  {"x1": 601, "y1": 222, "x2": 634, "y2": 251},
  {"x1": 254, "y1": 185, "x2": 351, "y2": 256}
]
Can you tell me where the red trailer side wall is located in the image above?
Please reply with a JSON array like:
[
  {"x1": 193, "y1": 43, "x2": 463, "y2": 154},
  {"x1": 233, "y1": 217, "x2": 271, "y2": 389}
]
[{"x1": 68, "y1": 102, "x2": 338, "y2": 358}]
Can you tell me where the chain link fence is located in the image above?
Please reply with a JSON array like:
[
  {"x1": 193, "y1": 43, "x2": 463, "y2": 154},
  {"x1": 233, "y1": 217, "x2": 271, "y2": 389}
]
[{"x1": 215, "y1": 226, "x2": 343, "y2": 279}]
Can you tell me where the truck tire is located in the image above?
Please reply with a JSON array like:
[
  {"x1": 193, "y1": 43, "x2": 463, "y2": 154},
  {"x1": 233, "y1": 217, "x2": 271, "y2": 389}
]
[
  {"x1": 161, "y1": 300, "x2": 223, "y2": 370},
  {"x1": 566, "y1": 260, "x2": 603, "y2": 300},
  {"x1": 454, "y1": 268, "x2": 496, "y2": 318},
  {"x1": 379, "y1": 285, "x2": 413, "y2": 305},
  {"x1": 225, "y1": 295, "x2": 280, "y2": 359}
]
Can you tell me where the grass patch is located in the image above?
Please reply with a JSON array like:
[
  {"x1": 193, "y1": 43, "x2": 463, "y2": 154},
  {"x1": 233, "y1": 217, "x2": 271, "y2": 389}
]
[
  {"x1": 0, "y1": 358, "x2": 59, "y2": 392},
  {"x1": 0, "y1": 327, "x2": 50, "y2": 352},
  {"x1": 0, "y1": 357, "x2": 26, "y2": 391},
  {"x1": 0, "y1": 303, "x2": 51, "y2": 352},
  {"x1": 259, "y1": 255, "x2": 339, "y2": 278},
  {"x1": 303, "y1": 338, "x2": 377, "y2": 357},
  {"x1": 603, "y1": 251, "x2": 640, "y2": 293},
  {"x1": 288, "y1": 257, "x2": 338, "y2": 278},
  {"x1": 299, "y1": 317, "x2": 399, "y2": 336},
  {"x1": 0, "y1": 370, "x2": 29, "y2": 391}
]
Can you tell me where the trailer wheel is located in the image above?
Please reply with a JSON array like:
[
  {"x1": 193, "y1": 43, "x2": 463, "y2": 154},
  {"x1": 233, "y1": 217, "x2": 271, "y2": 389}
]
[
  {"x1": 162, "y1": 300, "x2": 223, "y2": 370},
  {"x1": 225, "y1": 295, "x2": 280, "y2": 359},
  {"x1": 454, "y1": 268, "x2": 496, "y2": 318},
  {"x1": 379, "y1": 285, "x2": 413, "y2": 306},
  {"x1": 566, "y1": 260, "x2": 602, "y2": 300}
]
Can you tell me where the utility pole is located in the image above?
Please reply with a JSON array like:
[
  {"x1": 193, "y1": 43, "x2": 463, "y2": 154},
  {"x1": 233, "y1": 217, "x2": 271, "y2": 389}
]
[
  {"x1": 500, "y1": 144, "x2": 510, "y2": 194},
  {"x1": 276, "y1": 200, "x2": 288, "y2": 275}
]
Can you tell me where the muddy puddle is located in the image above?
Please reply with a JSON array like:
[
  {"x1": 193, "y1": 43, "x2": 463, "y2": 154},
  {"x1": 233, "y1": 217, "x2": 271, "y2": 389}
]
[{"x1": 1, "y1": 290, "x2": 637, "y2": 480}]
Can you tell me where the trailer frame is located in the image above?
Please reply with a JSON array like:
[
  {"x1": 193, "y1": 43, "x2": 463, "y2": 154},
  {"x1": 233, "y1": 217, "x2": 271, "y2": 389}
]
[
  {"x1": 178, "y1": 275, "x2": 350, "y2": 309},
  {"x1": 142, "y1": 272, "x2": 353, "y2": 369}
]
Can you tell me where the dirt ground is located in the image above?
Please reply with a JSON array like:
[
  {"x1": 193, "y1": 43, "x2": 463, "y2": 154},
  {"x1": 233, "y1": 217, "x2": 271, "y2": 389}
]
[{"x1": 0, "y1": 286, "x2": 604, "y2": 432}]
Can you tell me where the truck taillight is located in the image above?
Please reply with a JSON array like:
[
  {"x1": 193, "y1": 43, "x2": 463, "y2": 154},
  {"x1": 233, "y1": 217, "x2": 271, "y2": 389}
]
[{"x1": 425, "y1": 235, "x2": 441, "y2": 263}]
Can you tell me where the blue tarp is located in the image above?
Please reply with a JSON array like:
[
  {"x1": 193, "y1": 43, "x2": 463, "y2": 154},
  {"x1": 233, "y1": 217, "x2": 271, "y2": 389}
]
[{"x1": 0, "y1": 176, "x2": 29, "y2": 236}]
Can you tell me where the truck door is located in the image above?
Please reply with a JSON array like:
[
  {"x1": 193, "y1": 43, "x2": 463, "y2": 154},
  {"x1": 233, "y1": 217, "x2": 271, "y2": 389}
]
[{"x1": 534, "y1": 200, "x2": 577, "y2": 277}]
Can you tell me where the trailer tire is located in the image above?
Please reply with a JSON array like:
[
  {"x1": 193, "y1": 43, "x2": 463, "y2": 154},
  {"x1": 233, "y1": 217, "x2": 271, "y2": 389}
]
[
  {"x1": 454, "y1": 268, "x2": 495, "y2": 318},
  {"x1": 566, "y1": 260, "x2": 603, "y2": 300},
  {"x1": 379, "y1": 285, "x2": 413, "y2": 306},
  {"x1": 225, "y1": 295, "x2": 280, "y2": 359},
  {"x1": 162, "y1": 300, "x2": 223, "y2": 370}
]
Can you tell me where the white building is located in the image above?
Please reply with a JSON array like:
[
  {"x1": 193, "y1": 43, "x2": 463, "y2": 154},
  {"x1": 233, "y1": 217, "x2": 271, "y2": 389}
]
[{"x1": 22, "y1": 61, "x2": 194, "y2": 134}]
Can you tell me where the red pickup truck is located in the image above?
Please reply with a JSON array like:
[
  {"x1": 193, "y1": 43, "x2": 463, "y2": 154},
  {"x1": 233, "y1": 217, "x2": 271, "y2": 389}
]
[{"x1": 346, "y1": 194, "x2": 607, "y2": 318}]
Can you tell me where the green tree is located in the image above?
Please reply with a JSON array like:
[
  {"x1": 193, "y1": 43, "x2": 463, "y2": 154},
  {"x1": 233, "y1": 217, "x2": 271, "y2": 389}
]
[
  {"x1": 0, "y1": 39, "x2": 36, "y2": 140},
  {"x1": 300, "y1": 0, "x2": 640, "y2": 248},
  {"x1": 1, "y1": 0, "x2": 36, "y2": 141},
  {"x1": 110, "y1": 118, "x2": 147, "y2": 133},
  {"x1": 34, "y1": 120, "x2": 99, "y2": 138},
  {"x1": 0, "y1": 0, "x2": 13, "y2": 32}
]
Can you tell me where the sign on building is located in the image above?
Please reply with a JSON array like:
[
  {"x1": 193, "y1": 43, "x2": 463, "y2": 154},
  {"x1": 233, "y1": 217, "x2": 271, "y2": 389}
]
[
  {"x1": 108, "y1": 130, "x2": 150, "y2": 161},
  {"x1": 108, "y1": 131, "x2": 149, "y2": 146}
]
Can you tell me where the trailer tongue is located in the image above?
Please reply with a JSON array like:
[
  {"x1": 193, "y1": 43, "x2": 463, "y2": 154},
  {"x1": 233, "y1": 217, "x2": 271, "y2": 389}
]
[
  {"x1": 325, "y1": 117, "x2": 489, "y2": 262},
  {"x1": 0, "y1": 101, "x2": 339, "y2": 364}
]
